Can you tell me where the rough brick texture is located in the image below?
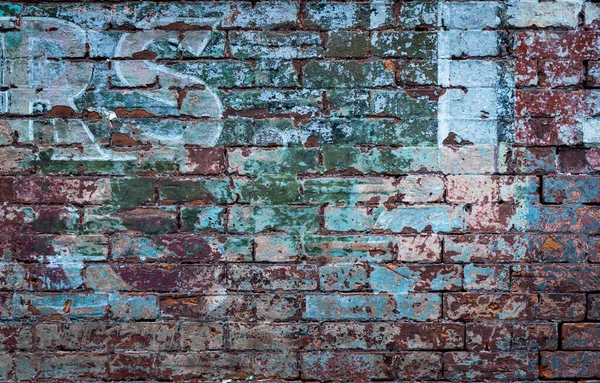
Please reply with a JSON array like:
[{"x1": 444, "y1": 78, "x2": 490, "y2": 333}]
[{"x1": 0, "y1": 0, "x2": 599, "y2": 381}]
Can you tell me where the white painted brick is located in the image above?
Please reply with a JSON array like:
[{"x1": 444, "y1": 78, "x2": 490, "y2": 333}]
[
  {"x1": 439, "y1": 119, "x2": 499, "y2": 146},
  {"x1": 438, "y1": 31, "x2": 503, "y2": 58},
  {"x1": 507, "y1": 0, "x2": 583, "y2": 28},
  {"x1": 438, "y1": 88, "x2": 498, "y2": 120},
  {"x1": 439, "y1": 60, "x2": 500, "y2": 87},
  {"x1": 441, "y1": 2, "x2": 501, "y2": 30}
]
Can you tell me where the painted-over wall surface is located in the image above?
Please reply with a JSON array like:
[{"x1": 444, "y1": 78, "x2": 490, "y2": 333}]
[{"x1": 0, "y1": 0, "x2": 599, "y2": 381}]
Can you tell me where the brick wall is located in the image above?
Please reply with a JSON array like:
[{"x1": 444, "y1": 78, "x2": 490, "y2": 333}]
[{"x1": 0, "y1": 0, "x2": 599, "y2": 381}]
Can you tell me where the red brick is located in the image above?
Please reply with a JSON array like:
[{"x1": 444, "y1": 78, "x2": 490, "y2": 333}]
[
  {"x1": 541, "y1": 351, "x2": 600, "y2": 379},
  {"x1": 444, "y1": 293, "x2": 538, "y2": 321},
  {"x1": 159, "y1": 294, "x2": 301, "y2": 321},
  {"x1": 514, "y1": 31, "x2": 600, "y2": 60},
  {"x1": 183, "y1": 148, "x2": 225, "y2": 175},
  {"x1": 108, "y1": 353, "x2": 156, "y2": 380},
  {"x1": 515, "y1": 90, "x2": 591, "y2": 146},
  {"x1": 563, "y1": 323, "x2": 600, "y2": 350},
  {"x1": 14, "y1": 176, "x2": 110, "y2": 204},
  {"x1": 444, "y1": 351, "x2": 537, "y2": 381},
  {"x1": 559, "y1": 148, "x2": 593, "y2": 173},
  {"x1": 539, "y1": 59, "x2": 584, "y2": 87},
  {"x1": 446, "y1": 175, "x2": 536, "y2": 204},
  {"x1": 587, "y1": 147, "x2": 600, "y2": 170},
  {"x1": 319, "y1": 322, "x2": 464, "y2": 350},
  {"x1": 179, "y1": 265, "x2": 226, "y2": 292},
  {"x1": 301, "y1": 352, "x2": 442, "y2": 381},
  {"x1": 467, "y1": 322, "x2": 558, "y2": 351},
  {"x1": 0, "y1": 177, "x2": 15, "y2": 202},
  {"x1": 512, "y1": 264, "x2": 600, "y2": 292},
  {"x1": 500, "y1": 147, "x2": 557, "y2": 174},
  {"x1": 539, "y1": 293, "x2": 586, "y2": 321},
  {"x1": 515, "y1": 57, "x2": 538, "y2": 87},
  {"x1": 229, "y1": 323, "x2": 320, "y2": 350}
]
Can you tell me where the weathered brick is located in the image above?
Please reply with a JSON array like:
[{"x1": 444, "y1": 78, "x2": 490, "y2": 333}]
[
  {"x1": 34, "y1": 322, "x2": 178, "y2": 352},
  {"x1": 371, "y1": 90, "x2": 437, "y2": 118},
  {"x1": 108, "y1": 353, "x2": 156, "y2": 380},
  {"x1": 563, "y1": 323, "x2": 600, "y2": 350},
  {"x1": 540, "y1": 293, "x2": 586, "y2": 321},
  {"x1": 303, "y1": 61, "x2": 395, "y2": 88},
  {"x1": 160, "y1": 294, "x2": 301, "y2": 322},
  {"x1": 301, "y1": 351, "x2": 442, "y2": 381},
  {"x1": 111, "y1": 234, "x2": 252, "y2": 263},
  {"x1": 179, "y1": 265, "x2": 226, "y2": 293},
  {"x1": 83, "y1": 207, "x2": 178, "y2": 235},
  {"x1": 397, "y1": 234, "x2": 442, "y2": 263},
  {"x1": 441, "y1": 2, "x2": 501, "y2": 30},
  {"x1": 439, "y1": 31, "x2": 506, "y2": 58},
  {"x1": 1, "y1": 205, "x2": 80, "y2": 234},
  {"x1": 14, "y1": 176, "x2": 111, "y2": 204},
  {"x1": 559, "y1": 148, "x2": 594, "y2": 173},
  {"x1": 222, "y1": 89, "x2": 322, "y2": 116},
  {"x1": 180, "y1": 206, "x2": 226, "y2": 232},
  {"x1": 324, "y1": 31, "x2": 369, "y2": 58},
  {"x1": 543, "y1": 175, "x2": 600, "y2": 203},
  {"x1": 179, "y1": 322, "x2": 224, "y2": 350},
  {"x1": 467, "y1": 321, "x2": 558, "y2": 351},
  {"x1": 508, "y1": 1, "x2": 582, "y2": 28},
  {"x1": 541, "y1": 351, "x2": 600, "y2": 379},
  {"x1": 444, "y1": 234, "x2": 583, "y2": 263},
  {"x1": 227, "y1": 264, "x2": 318, "y2": 291},
  {"x1": 499, "y1": 146, "x2": 558, "y2": 174},
  {"x1": 15, "y1": 352, "x2": 107, "y2": 380},
  {"x1": 0, "y1": 325, "x2": 32, "y2": 351},
  {"x1": 320, "y1": 322, "x2": 464, "y2": 350},
  {"x1": 13, "y1": 293, "x2": 158, "y2": 320},
  {"x1": 446, "y1": 175, "x2": 537, "y2": 203},
  {"x1": 303, "y1": 2, "x2": 380, "y2": 30},
  {"x1": 397, "y1": 0, "x2": 437, "y2": 29},
  {"x1": 0, "y1": 147, "x2": 35, "y2": 175},
  {"x1": 229, "y1": 31, "x2": 322, "y2": 59},
  {"x1": 324, "y1": 205, "x2": 464, "y2": 233},
  {"x1": 303, "y1": 235, "x2": 396, "y2": 263},
  {"x1": 249, "y1": 175, "x2": 302, "y2": 205},
  {"x1": 441, "y1": 145, "x2": 497, "y2": 174},
  {"x1": 0, "y1": 352, "x2": 13, "y2": 379},
  {"x1": 254, "y1": 235, "x2": 300, "y2": 262},
  {"x1": 370, "y1": 32, "x2": 436, "y2": 58},
  {"x1": 21, "y1": 263, "x2": 83, "y2": 291},
  {"x1": 321, "y1": 145, "x2": 440, "y2": 174},
  {"x1": 228, "y1": 147, "x2": 320, "y2": 176},
  {"x1": 588, "y1": 294, "x2": 600, "y2": 320},
  {"x1": 444, "y1": 351, "x2": 538, "y2": 381},
  {"x1": 160, "y1": 177, "x2": 247, "y2": 204},
  {"x1": 305, "y1": 177, "x2": 396, "y2": 205},
  {"x1": 319, "y1": 263, "x2": 369, "y2": 291},
  {"x1": 158, "y1": 351, "x2": 298, "y2": 380},
  {"x1": 182, "y1": 148, "x2": 225, "y2": 175},
  {"x1": 304, "y1": 293, "x2": 441, "y2": 321},
  {"x1": 85, "y1": 264, "x2": 180, "y2": 292},
  {"x1": 229, "y1": 323, "x2": 319, "y2": 350},
  {"x1": 228, "y1": 206, "x2": 320, "y2": 234},
  {"x1": 463, "y1": 264, "x2": 510, "y2": 291},
  {"x1": 369, "y1": 264, "x2": 462, "y2": 292},
  {"x1": 444, "y1": 293, "x2": 538, "y2": 321},
  {"x1": 512, "y1": 264, "x2": 600, "y2": 292},
  {"x1": 540, "y1": 59, "x2": 584, "y2": 87}
]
